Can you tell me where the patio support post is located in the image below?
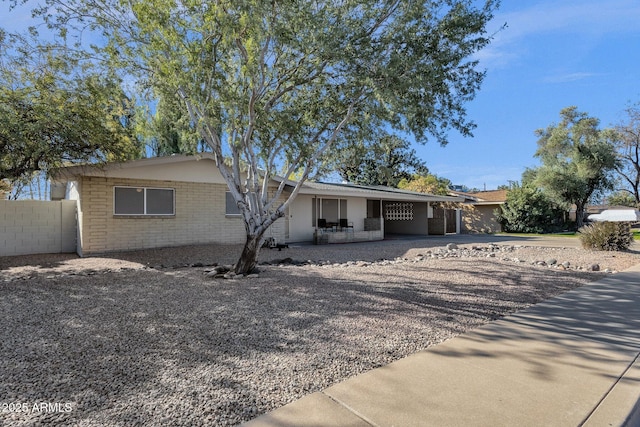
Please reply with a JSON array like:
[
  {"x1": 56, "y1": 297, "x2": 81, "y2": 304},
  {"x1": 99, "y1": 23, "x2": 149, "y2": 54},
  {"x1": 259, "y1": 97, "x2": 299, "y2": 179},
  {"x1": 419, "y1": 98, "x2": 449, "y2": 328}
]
[{"x1": 444, "y1": 209, "x2": 447, "y2": 235}]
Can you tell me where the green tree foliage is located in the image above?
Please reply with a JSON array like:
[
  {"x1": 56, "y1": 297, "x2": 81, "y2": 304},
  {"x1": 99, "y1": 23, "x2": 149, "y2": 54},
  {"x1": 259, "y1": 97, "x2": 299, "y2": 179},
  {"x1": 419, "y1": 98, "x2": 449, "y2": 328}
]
[
  {"x1": 137, "y1": 94, "x2": 203, "y2": 157},
  {"x1": 520, "y1": 167, "x2": 539, "y2": 187},
  {"x1": 496, "y1": 183, "x2": 566, "y2": 233},
  {"x1": 606, "y1": 190, "x2": 637, "y2": 207},
  {"x1": 613, "y1": 103, "x2": 640, "y2": 204},
  {"x1": 534, "y1": 107, "x2": 619, "y2": 229},
  {"x1": 398, "y1": 173, "x2": 452, "y2": 195},
  {"x1": 31, "y1": 0, "x2": 500, "y2": 273},
  {"x1": 332, "y1": 135, "x2": 428, "y2": 187},
  {"x1": 0, "y1": 32, "x2": 143, "y2": 186}
]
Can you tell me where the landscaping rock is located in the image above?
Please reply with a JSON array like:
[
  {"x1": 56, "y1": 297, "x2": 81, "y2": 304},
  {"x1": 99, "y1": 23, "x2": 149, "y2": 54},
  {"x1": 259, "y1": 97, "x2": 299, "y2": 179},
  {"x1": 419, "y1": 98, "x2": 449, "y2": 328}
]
[{"x1": 1, "y1": 239, "x2": 638, "y2": 426}]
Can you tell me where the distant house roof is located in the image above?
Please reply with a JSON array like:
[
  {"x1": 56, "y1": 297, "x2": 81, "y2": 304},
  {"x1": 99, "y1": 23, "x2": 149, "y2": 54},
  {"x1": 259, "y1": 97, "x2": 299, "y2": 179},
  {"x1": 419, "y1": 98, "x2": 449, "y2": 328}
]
[
  {"x1": 467, "y1": 189, "x2": 508, "y2": 203},
  {"x1": 449, "y1": 189, "x2": 507, "y2": 205}
]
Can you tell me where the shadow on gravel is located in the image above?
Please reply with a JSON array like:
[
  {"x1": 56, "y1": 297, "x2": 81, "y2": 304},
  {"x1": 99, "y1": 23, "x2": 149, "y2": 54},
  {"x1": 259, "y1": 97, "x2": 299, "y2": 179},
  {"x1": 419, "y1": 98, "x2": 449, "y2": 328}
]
[
  {"x1": 0, "y1": 257, "x2": 605, "y2": 426},
  {"x1": 0, "y1": 252, "x2": 78, "y2": 271}
]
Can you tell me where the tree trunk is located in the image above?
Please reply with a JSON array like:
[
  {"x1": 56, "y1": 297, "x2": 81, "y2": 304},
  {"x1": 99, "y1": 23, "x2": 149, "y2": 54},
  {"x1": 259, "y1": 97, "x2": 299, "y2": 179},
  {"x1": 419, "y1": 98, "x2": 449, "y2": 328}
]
[
  {"x1": 575, "y1": 201, "x2": 585, "y2": 229},
  {"x1": 235, "y1": 233, "x2": 264, "y2": 275}
]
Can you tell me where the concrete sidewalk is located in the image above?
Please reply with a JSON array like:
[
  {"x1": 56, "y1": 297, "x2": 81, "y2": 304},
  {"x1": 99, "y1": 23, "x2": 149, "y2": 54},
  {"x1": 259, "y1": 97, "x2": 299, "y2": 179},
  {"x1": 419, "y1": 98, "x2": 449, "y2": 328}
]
[{"x1": 244, "y1": 265, "x2": 640, "y2": 427}]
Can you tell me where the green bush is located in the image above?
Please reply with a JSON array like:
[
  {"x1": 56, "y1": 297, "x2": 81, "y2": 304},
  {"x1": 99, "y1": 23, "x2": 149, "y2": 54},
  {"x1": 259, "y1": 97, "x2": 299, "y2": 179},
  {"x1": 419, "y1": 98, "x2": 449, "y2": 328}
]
[
  {"x1": 578, "y1": 222, "x2": 633, "y2": 251},
  {"x1": 496, "y1": 185, "x2": 566, "y2": 233}
]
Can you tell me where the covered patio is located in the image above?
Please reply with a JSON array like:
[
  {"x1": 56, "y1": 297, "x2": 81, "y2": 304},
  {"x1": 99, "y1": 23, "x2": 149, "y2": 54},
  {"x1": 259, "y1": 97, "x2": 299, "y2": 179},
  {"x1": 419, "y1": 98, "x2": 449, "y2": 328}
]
[{"x1": 284, "y1": 181, "x2": 463, "y2": 244}]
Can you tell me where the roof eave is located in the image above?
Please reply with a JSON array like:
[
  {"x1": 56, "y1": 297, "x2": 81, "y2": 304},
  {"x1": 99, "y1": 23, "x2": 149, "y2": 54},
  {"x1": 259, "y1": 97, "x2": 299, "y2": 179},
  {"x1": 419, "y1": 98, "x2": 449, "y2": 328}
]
[{"x1": 53, "y1": 154, "x2": 217, "y2": 180}]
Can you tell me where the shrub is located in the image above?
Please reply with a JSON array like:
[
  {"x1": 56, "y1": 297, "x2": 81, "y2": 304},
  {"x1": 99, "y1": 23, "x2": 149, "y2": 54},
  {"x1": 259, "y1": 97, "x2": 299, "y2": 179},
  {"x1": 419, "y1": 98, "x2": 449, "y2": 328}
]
[
  {"x1": 578, "y1": 222, "x2": 633, "y2": 251},
  {"x1": 496, "y1": 185, "x2": 566, "y2": 233}
]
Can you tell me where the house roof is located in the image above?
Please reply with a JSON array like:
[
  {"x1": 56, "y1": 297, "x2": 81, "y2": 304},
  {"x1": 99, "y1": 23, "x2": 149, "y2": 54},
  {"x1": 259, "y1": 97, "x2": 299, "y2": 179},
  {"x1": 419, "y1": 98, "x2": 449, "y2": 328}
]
[
  {"x1": 448, "y1": 189, "x2": 507, "y2": 205},
  {"x1": 55, "y1": 154, "x2": 463, "y2": 203},
  {"x1": 53, "y1": 154, "x2": 218, "y2": 180},
  {"x1": 467, "y1": 189, "x2": 508, "y2": 203},
  {"x1": 298, "y1": 181, "x2": 464, "y2": 202}
]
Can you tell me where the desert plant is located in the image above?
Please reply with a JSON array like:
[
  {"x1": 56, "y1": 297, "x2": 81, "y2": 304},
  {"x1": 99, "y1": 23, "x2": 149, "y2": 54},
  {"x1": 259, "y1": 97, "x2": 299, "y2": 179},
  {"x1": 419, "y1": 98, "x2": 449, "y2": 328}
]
[{"x1": 578, "y1": 221, "x2": 633, "y2": 251}]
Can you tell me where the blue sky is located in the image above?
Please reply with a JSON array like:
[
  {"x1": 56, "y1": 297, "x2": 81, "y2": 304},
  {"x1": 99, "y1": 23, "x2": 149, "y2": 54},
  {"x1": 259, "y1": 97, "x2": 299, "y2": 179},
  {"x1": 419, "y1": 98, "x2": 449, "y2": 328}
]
[
  {"x1": 422, "y1": 0, "x2": 640, "y2": 190},
  {"x1": 2, "y1": 0, "x2": 640, "y2": 190}
]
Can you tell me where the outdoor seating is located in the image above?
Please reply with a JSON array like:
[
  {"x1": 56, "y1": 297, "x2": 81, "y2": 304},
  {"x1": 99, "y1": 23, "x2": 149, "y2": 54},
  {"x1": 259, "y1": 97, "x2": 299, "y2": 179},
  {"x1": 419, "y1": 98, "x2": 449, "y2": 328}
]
[
  {"x1": 318, "y1": 218, "x2": 332, "y2": 232},
  {"x1": 339, "y1": 218, "x2": 354, "y2": 232}
]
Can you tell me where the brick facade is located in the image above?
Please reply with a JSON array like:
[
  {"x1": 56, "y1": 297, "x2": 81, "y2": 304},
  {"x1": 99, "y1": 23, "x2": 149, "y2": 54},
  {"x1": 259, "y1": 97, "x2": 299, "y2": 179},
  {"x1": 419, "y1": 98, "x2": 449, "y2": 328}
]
[{"x1": 78, "y1": 176, "x2": 285, "y2": 255}]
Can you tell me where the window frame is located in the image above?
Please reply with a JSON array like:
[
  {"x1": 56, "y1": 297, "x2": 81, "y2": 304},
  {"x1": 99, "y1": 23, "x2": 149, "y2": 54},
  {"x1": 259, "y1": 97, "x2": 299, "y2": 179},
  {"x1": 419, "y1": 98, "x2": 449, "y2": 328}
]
[
  {"x1": 225, "y1": 191, "x2": 242, "y2": 217},
  {"x1": 312, "y1": 197, "x2": 348, "y2": 226},
  {"x1": 113, "y1": 186, "x2": 175, "y2": 216}
]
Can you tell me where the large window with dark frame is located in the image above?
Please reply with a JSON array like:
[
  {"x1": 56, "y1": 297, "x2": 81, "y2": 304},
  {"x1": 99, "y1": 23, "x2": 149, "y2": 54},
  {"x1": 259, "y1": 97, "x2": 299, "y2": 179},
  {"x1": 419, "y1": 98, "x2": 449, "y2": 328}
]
[
  {"x1": 225, "y1": 192, "x2": 242, "y2": 216},
  {"x1": 312, "y1": 197, "x2": 348, "y2": 226},
  {"x1": 113, "y1": 186, "x2": 175, "y2": 216}
]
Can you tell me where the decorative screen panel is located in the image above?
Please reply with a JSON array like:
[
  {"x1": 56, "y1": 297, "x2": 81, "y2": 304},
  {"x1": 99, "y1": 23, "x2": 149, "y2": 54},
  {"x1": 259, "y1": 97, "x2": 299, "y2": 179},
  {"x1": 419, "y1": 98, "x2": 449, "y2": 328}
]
[{"x1": 385, "y1": 202, "x2": 414, "y2": 220}]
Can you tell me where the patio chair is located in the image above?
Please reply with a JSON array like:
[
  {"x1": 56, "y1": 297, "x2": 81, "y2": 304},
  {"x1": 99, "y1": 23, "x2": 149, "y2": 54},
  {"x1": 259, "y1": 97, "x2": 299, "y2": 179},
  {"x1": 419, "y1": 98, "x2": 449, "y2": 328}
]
[
  {"x1": 339, "y1": 218, "x2": 354, "y2": 232},
  {"x1": 318, "y1": 218, "x2": 331, "y2": 232}
]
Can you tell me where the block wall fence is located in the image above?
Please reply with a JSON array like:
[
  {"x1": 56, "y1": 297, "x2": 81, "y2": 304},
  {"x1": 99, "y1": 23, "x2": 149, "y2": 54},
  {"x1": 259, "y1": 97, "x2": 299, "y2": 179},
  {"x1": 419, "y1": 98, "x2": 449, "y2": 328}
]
[{"x1": 0, "y1": 200, "x2": 77, "y2": 257}]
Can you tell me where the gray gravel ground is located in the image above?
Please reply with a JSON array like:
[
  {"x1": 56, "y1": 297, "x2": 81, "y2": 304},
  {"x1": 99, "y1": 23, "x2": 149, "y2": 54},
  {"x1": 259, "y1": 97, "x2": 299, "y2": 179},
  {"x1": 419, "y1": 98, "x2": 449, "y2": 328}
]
[{"x1": 1, "y1": 236, "x2": 639, "y2": 426}]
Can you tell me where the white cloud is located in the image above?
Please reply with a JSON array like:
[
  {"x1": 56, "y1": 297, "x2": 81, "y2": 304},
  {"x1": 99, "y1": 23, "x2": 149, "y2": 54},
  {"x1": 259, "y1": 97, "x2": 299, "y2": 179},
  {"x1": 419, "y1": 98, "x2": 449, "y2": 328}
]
[
  {"x1": 478, "y1": 0, "x2": 640, "y2": 69},
  {"x1": 542, "y1": 72, "x2": 602, "y2": 83}
]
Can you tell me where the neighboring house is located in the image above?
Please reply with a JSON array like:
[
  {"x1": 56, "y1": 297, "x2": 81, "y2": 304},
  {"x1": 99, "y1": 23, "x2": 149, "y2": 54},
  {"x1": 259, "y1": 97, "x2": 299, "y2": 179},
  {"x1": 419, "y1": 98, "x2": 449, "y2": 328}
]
[
  {"x1": 55, "y1": 155, "x2": 463, "y2": 256},
  {"x1": 451, "y1": 189, "x2": 507, "y2": 233}
]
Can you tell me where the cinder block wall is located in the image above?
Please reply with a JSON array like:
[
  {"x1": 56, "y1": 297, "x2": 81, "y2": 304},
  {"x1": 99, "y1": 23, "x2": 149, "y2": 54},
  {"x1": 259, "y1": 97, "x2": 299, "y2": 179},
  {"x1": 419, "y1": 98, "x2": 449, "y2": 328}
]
[
  {"x1": 0, "y1": 200, "x2": 77, "y2": 256},
  {"x1": 78, "y1": 177, "x2": 285, "y2": 255}
]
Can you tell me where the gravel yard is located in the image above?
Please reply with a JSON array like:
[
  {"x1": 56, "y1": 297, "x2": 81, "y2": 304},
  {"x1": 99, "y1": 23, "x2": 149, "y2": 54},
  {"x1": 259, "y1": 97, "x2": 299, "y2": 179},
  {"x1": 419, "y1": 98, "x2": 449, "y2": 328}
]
[{"x1": 1, "y1": 236, "x2": 639, "y2": 426}]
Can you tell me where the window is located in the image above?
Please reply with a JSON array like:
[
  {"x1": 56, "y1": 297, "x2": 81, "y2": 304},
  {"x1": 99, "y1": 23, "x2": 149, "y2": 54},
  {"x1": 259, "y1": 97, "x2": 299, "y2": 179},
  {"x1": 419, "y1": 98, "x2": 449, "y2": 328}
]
[
  {"x1": 225, "y1": 192, "x2": 241, "y2": 216},
  {"x1": 322, "y1": 199, "x2": 339, "y2": 222},
  {"x1": 114, "y1": 186, "x2": 174, "y2": 216},
  {"x1": 312, "y1": 197, "x2": 348, "y2": 226}
]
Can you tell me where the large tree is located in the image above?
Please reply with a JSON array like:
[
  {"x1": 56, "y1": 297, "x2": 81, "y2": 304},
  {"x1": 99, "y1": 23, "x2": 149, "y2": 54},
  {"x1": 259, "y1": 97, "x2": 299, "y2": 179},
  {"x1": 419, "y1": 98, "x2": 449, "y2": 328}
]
[
  {"x1": 331, "y1": 134, "x2": 429, "y2": 187},
  {"x1": 0, "y1": 31, "x2": 143, "y2": 185},
  {"x1": 534, "y1": 107, "x2": 619, "y2": 228},
  {"x1": 30, "y1": 0, "x2": 500, "y2": 274},
  {"x1": 137, "y1": 94, "x2": 204, "y2": 157},
  {"x1": 613, "y1": 103, "x2": 640, "y2": 204},
  {"x1": 398, "y1": 173, "x2": 452, "y2": 195}
]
